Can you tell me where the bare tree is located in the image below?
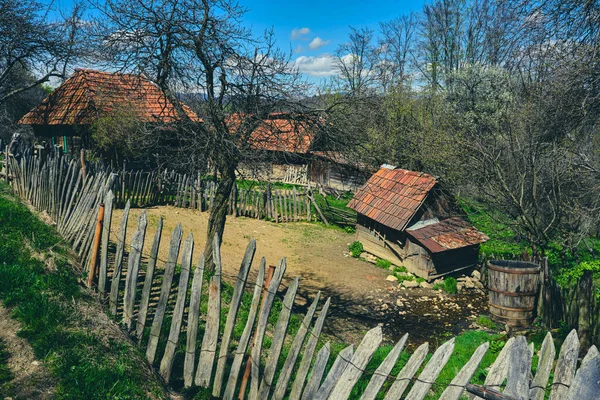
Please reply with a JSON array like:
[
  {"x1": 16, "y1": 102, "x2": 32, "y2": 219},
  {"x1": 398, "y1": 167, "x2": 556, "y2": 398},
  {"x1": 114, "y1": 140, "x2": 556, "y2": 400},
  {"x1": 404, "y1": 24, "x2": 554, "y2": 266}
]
[
  {"x1": 334, "y1": 27, "x2": 379, "y2": 95},
  {"x1": 96, "y1": 0, "x2": 310, "y2": 270},
  {"x1": 378, "y1": 13, "x2": 417, "y2": 90},
  {"x1": 0, "y1": 0, "x2": 85, "y2": 106}
]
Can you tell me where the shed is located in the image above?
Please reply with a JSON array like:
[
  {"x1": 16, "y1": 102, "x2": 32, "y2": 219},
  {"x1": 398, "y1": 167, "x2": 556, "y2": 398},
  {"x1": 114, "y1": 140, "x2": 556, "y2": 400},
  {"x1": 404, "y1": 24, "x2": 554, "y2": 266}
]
[
  {"x1": 348, "y1": 166, "x2": 488, "y2": 280},
  {"x1": 18, "y1": 69, "x2": 198, "y2": 156}
]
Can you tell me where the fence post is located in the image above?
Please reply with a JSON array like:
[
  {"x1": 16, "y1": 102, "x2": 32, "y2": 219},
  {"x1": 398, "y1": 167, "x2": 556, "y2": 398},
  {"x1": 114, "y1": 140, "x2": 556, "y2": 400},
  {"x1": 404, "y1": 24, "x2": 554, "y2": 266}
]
[
  {"x1": 87, "y1": 203, "x2": 104, "y2": 288},
  {"x1": 578, "y1": 270, "x2": 593, "y2": 349}
]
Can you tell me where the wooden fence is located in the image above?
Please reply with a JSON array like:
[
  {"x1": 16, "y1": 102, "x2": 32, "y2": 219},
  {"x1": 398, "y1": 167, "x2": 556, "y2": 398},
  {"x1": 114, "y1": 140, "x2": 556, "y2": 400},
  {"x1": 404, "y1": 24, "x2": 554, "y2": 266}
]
[
  {"x1": 5, "y1": 153, "x2": 600, "y2": 400},
  {"x1": 110, "y1": 168, "x2": 313, "y2": 223}
]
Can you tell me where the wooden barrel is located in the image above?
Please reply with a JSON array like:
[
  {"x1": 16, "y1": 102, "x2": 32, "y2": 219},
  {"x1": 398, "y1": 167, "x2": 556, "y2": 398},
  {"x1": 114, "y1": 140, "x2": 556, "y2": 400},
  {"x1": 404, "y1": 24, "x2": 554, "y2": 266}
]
[{"x1": 488, "y1": 260, "x2": 541, "y2": 327}]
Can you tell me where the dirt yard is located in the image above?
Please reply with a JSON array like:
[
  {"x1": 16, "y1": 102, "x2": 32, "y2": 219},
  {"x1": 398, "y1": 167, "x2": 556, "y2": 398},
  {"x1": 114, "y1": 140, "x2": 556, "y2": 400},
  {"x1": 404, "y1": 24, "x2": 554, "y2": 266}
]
[{"x1": 113, "y1": 206, "x2": 488, "y2": 346}]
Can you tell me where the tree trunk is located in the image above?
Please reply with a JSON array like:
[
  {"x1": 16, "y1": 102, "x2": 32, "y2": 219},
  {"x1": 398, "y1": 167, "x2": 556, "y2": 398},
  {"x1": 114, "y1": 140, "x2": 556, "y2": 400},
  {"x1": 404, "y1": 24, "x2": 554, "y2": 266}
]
[{"x1": 203, "y1": 163, "x2": 236, "y2": 273}]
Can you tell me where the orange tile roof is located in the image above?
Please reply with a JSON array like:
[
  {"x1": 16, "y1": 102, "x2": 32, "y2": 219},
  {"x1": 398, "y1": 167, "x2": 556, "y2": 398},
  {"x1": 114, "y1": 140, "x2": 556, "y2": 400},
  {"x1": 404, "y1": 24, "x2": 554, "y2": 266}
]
[
  {"x1": 19, "y1": 69, "x2": 199, "y2": 125},
  {"x1": 406, "y1": 217, "x2": 489, "y2": 253},
  {"x1": 348, "y1": 167, "x2": 437, "y2": 231},
  {"x1": 228, "y1": 113, "x2": 314, "y2": 154}
]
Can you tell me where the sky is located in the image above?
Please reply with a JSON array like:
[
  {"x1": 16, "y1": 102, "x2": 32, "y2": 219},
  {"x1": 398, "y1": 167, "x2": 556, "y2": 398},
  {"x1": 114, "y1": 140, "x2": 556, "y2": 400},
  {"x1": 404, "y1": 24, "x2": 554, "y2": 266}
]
[{"x1": 46, "y1": 0, "x2": 426, "y2": 83}]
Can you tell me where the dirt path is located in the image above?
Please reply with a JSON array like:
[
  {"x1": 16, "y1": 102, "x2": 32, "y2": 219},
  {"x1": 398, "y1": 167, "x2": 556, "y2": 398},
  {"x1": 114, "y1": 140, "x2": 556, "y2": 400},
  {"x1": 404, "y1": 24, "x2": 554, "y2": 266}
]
[
  {"x1": 0, "y1": 302, "x2": 55, "y2": 399},
  {"x1": 113, "y1": 206, "x2": 488, "y2": 346}
]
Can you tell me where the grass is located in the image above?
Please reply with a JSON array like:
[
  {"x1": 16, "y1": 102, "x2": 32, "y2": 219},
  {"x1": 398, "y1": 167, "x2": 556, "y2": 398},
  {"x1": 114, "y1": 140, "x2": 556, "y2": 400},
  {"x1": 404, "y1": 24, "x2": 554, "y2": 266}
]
[
  {"x1": 0, "y1": 182, "x2": 164, "y2": 399},
  {"x1": 433, "y1": 277, "x2": 458, "y2": 294},
  {"x1": 476, "y1": 315, "x2": 497, "y2": 330}
]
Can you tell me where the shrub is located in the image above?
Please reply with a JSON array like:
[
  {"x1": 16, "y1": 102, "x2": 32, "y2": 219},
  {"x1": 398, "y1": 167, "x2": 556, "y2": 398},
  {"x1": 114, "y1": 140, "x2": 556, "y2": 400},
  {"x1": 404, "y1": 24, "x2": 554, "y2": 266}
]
[
  {"x1": 344, "y1": 226, "x2": 356, "y2": 234},
  {"x1": 443, "y1": 277, "x2": 458, "y2": 294},
  {"x1": 375, "y1": 258, "x2": 391, "y2": 269},
  {"x1": 395, "y1": 266, "x2": 408, "y2": 273},
  {"x1": 349, "y1": 241, "x2": 363, "y2": 258},
  {"x1": 433, "y1": 277, "x2": 458, "y2": 294},
  {"x1": 477, "y1": 315, "x2": 496, "y2": 329}
]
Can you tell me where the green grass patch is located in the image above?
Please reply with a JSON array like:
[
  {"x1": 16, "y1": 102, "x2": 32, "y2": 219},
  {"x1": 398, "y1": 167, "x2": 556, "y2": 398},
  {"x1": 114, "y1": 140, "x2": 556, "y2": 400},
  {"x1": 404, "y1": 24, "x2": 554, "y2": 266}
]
[
  {"x1": 375, "y1": 258, "x2": 391, "y2": 269},
  {"x1": 349, "y1": 241, "x2": 364, "y2": 258},
  {"x1": 0, "y1": 182, "x2": 164, "y2": 399},
  {"x1": 433, "y1": 277, "x2": 458, "y2": 294},
  {"x1": 476, "y1": 315, "x2": 497, "y2": 330}
]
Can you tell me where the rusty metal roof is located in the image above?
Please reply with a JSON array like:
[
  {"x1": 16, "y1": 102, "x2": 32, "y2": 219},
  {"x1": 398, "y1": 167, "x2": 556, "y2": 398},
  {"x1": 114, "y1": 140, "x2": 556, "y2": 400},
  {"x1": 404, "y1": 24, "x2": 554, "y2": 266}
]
[
  {"x1": 406, "y1": 217, "x2": 489, "y2": 253},
  {"x1": 347, "y1": 167, "x2": 437, "y2": 231},
  {"x1": 19, "y1": 69, "x2": 199, "y2": 126}
]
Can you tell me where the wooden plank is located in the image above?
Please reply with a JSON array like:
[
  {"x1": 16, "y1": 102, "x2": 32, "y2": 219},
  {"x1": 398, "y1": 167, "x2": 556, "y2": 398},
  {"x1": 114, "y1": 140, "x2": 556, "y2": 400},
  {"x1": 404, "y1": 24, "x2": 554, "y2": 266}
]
[
  {"x1": 466, "y1": 385, "x2": 518, "y2": 400},
  {"x1": 313, "y1": 345, "x2": 354, "y2": 400},
  {"x1": 183, "y1": 253, "x2": 205, "y2": 388},
  {"x1": 529, "y1": 332, "x2": 556, "y2": 400},
  {"x1": 109, "y1": 200, "x2": 131, "y2": 315},
  {"x1": 404, "y1": 338, "x2": 455, "y2": 400},
  {"x1": 135, "y1": 217, "x2": 163, "y2": 343},
  {"x1": 98, "y1": 190, "x2": 114, "y2": 294},
  {"x1": 360, "y1": 333, "x2": 408, "y2": 400},
  {"x1": 248, "y1": 258, "x2": 287, "y2": 400},
  {"x1": 159, "y1": 232, "x2": 194, "y2": 382},
  {"x1": 439, "y1": 342, "x2": 489, "y2": 400},
  {"x1": 145, "y1": 223, "x2": 183, "y2": 365},
  {"x1": 328, "y1": 326, "x2": 383, "y2": 400},
  {"x1": 256, "y1": 278, "x2": 300, "y2": 399},
  {"x1": 471, "y1": 336, "x2": 516, "y2": 399},
  {"x1": 567, "y1": 353, "x2": 600, "y2": 399},
  {"x1": 549, "y1": 329, "x2": 579, "y2": 400},
  {"x1": 195, "y1": 236, "x2": 223, "y2": 387},
  {"x1": 581, "y1": 344, "x2": 598, "y2": 366},
  {"x1": 212, "y1": 239, "x2": 256, "y2": 397},
  {"x1": 287, "y1": 297, "x2": 331, "y2": 400},
  {"x1": 223, "y1": 259, "x2": 266, "y2": 400},
  {"x1": 301, "y1": 342, "x2": 330, "y2": 400},
  {"x1": 122, "y1": 210, "x2": 148, "y2": 330}
]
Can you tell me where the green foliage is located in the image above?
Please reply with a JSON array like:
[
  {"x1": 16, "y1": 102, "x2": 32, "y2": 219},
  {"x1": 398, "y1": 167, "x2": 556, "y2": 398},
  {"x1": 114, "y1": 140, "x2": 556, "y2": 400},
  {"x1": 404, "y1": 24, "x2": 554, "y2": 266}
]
[
  {"x1": 555, "y1": 260, "x2": 600, "y2": 289},
  {"x1": 394, "y1": 266, "x2": 407, "y2": 273},
  {"x1": 490, "y1": 340, "x2": 506, "y2": 354},
  {"x1": 434, "y1": 277, "x2": 458, "y2": 294},
  {"x1": 375, "y1": 258, "x2": 391, "y2": 269},
  {"x1": 344, "y1": 225, "x2": 356, "y2": 234},
  {"x1": 349, "y1": 241, "x2": 364, "y2": 258},
  {"x1": 476, "y1": 315, "x2": 497, "y2": 330},
  {"x1": 416, "y1": 277, "x2": 425, "y2": 284}
]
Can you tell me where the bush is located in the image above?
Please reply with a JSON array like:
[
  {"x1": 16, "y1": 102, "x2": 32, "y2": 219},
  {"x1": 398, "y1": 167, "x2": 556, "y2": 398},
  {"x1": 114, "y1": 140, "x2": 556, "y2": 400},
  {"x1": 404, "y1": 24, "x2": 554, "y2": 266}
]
[
  {"x1": 375, "y1": 258, "x2": 391, "y2": 269},
  {"x1": 476, "y1": 315, "x2": 496, "y2": 329},
  {"x1": 349, "y1": 241, "x2": 363, "y2": 258},
  {"x1": 433, "y1": 277, "x2": 458, "y2": 294},
  {"x1": 394, "y1": 266, "x2": 408, "y2": 273}
]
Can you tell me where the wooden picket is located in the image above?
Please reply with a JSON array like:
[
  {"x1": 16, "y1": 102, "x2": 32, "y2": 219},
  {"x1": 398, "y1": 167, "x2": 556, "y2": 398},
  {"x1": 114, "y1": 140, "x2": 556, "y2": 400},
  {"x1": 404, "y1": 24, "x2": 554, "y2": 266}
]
[{"x1": 6, "y1": 153, "x2": 600, "y2": 400}]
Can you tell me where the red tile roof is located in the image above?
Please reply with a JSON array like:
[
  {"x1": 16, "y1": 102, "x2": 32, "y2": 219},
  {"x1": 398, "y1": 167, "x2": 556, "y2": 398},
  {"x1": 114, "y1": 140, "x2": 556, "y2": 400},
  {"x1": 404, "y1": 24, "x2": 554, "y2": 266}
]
[
  {"x1": 406, "y1": 217, "x2": 489, "y2": 253},
  {"x1": 228, "y1": 113, "x2": 314, "y2": 154},
  {"x1": 19, "y1": 69, "x2": 199, "y2": 125},
  {"x1": 348, "y1": 167, "x2": 437, "y2": 231}
]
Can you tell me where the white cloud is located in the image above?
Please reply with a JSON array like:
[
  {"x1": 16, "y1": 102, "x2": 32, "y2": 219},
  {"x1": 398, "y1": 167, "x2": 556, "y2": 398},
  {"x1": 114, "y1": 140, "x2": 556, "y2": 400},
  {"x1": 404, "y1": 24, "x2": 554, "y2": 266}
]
[
  {"x1": 291, "y1": 27, "x2": 310, "y2": 40},
  {"x1": 308, "y1": 37, "x2": 330, "y2": 50},
  {"x1": 294, "y1": 54, "x2": 339, "y2": 77},
  {"x1": 295, "y1": 45, "x2": 304, "y2": 53}
]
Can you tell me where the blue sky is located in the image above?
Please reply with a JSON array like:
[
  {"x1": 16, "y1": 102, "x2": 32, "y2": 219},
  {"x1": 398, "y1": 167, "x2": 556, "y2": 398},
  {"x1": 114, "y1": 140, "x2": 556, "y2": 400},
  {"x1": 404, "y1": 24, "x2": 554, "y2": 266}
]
[{"x1": 47, "y1": 0, "x2": 425, "y2": 82}]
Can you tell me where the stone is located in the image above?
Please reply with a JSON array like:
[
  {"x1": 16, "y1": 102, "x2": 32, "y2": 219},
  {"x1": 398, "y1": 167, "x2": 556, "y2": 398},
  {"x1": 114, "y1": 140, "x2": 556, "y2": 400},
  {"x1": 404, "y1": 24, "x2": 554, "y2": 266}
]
[
  {"x1": 386, "y1": 275, "x2": 398, "y2": 282},
  {"x1": 402, "y1": 280, "x2": 419, "y2": 288},
  {"x1": 396, "y1": 300, "x2": 404, "y2": 307},
  {"x1": 464, "y1": 277, "x2": 475, "y2": 289},
  {"x1": 361, "y1": 252, "x2": 377, "y2": 264},
  {"x1": 419, "y1": 281, "x2": 432, "y2": 289},
  {"x1": 381, "y1": 303, "x2": 389, "y2": 311},
  {"x1": 471, "y1": 270, "x2": 481, "y2": 280}
]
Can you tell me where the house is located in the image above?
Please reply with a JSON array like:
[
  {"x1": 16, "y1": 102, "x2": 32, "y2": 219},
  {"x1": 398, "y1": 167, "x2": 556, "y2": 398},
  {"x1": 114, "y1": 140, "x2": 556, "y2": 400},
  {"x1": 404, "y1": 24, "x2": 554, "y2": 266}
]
[
  {"x1": 18, "y1": 69, "x2": 198, "y2": 156},
  {"x1": 347, "y1": 166, "x2": 488, "y2": 280},
  {"x1": 234, "y1": 113, "x2": 371, "y2": 190}
]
